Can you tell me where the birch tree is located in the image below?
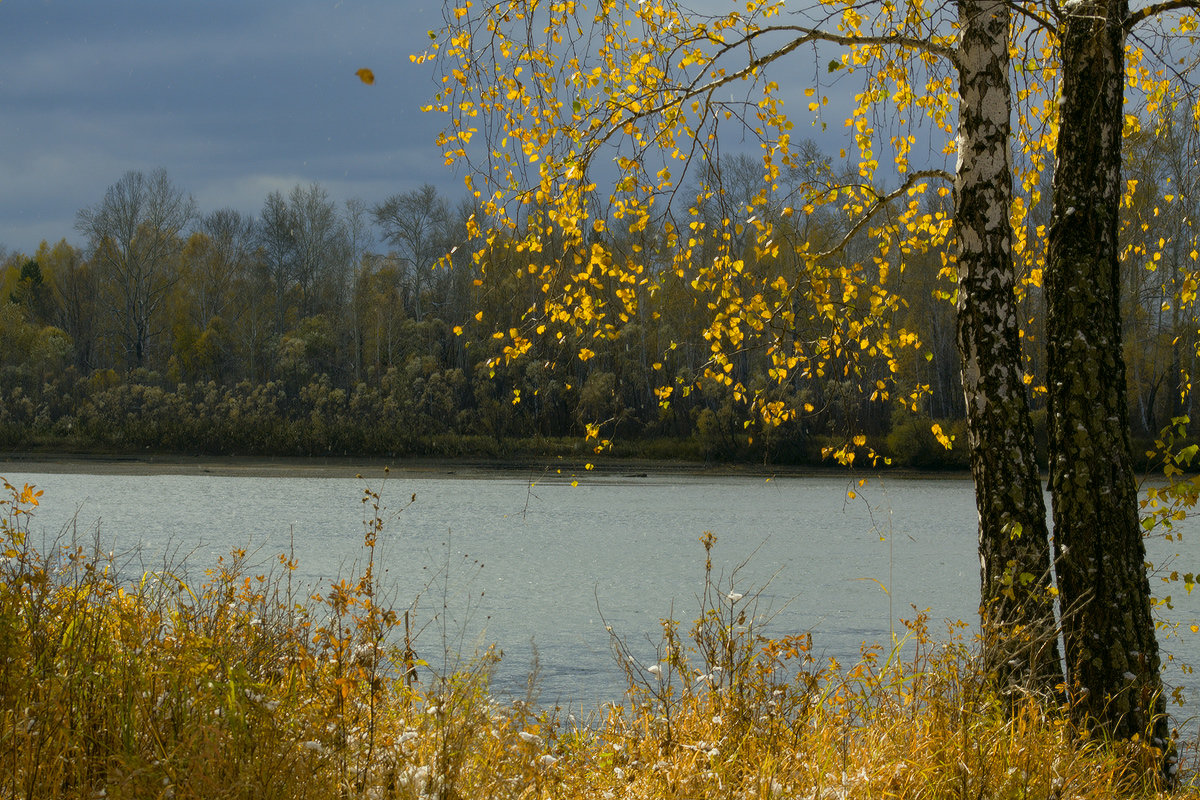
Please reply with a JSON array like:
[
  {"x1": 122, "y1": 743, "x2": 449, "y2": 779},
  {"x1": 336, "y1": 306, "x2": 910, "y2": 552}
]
[
  {"x1": 1046, "y1": 0, "x2": 1199, "y2": 746},
  {"x1": 423, "y1": 0, "x2": 1061, "y2": 692},
  {"x1": 420, "y1": 0, "x2": 1200, "y2": 737},
  {"x1": 954, "y1": 0, "x2": 1058, "y2": 690}
]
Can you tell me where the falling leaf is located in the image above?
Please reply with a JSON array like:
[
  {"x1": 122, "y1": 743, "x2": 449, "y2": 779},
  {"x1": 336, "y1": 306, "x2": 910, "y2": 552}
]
[{"x1": 356, "y1": 68, "x2": 375, "y2": 85}]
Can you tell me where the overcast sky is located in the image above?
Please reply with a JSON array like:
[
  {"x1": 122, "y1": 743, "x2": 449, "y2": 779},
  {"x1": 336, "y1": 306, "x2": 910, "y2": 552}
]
[
  {"x1": 0, "y1": 1, "x2": 944, "y2": 259},
  {"x1": 1, "y1": 0, "x2": 459, "y2": 255}
]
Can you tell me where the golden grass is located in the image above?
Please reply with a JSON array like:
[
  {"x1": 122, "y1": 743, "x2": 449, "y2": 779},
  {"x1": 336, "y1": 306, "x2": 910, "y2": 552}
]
[{"x1": 0, "y1": 477, "x2": 1193, "y2": 799}]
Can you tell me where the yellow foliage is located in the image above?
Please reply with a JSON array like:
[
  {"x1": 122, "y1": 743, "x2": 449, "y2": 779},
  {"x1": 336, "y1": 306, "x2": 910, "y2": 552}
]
[{"x1": 417, "y1": 0, "x2": 1200, "y2": 465}]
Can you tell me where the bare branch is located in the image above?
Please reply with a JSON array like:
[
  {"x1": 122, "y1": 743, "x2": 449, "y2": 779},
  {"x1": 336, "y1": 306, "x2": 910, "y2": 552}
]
[
  {"x1": 766, "y1": 24, "x2": 958, "y2": 62},
  {"x1": 1126, "y1": 0, "x2": 1200, "y2": 29},
  {"x1": 1007, "y1": 1, "x2": 1059, "y2": 35}
]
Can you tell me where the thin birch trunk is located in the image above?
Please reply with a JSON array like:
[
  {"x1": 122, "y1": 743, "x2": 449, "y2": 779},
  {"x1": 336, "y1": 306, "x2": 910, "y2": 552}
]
[{"x1": 954, "y1": 0, "x2": 1061, "y2": 693}]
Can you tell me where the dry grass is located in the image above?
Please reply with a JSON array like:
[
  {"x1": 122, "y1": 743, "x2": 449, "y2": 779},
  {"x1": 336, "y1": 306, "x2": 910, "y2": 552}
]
[{"x1": 0, "y1": 477, "x2": 1193, "y2": 799}]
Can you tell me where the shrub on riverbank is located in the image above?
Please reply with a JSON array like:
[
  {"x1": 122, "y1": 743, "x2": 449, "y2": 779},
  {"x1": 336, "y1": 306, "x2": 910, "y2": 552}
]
[
  {"x1": 0, "y1": 478, "x2": 1188, "y2": 799},
  {"x1": 0, "y1": 369, "x2": 973, "y2": 468}
]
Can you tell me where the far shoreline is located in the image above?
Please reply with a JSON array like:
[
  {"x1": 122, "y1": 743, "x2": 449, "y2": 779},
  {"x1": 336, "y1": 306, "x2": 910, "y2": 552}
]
[{"x1": 0, "y1": 450, "x2": 974, "y2": 481}]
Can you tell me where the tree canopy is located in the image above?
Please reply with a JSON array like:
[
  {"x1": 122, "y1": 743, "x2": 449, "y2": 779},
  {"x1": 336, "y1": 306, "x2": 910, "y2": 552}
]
[{"x1": 418, "y1": 0, "x2": 1197, "y2": 453}]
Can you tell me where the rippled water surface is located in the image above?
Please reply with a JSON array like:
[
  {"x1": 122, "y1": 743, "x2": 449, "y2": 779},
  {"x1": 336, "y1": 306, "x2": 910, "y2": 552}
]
[{"x1": 4, "y1": 465, "x2": 1199, "y2": 719}]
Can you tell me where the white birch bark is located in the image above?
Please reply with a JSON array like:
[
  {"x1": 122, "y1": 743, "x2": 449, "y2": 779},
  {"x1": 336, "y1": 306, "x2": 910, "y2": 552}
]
[{"x1": 954, "y1": 0, "x2": 1060, "y2": 693}]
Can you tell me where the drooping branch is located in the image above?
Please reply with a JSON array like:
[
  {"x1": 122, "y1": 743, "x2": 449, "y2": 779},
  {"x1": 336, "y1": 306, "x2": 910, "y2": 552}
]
[
  {"x1": 810, "y1": 169, "x2": 954, "y2": 261},
  {"x1": 582, "y1": 23, "x2": 957, "y2": 165}
]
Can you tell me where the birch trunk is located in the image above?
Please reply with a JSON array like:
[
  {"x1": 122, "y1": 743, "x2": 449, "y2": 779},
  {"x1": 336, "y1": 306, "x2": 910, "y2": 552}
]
[
  {"x1": 954, "y1": 0, "x2": 1061, "y2": 693},
  {"x1": 1046, "y1": 0, "x2": 1166, "y2": 744}
]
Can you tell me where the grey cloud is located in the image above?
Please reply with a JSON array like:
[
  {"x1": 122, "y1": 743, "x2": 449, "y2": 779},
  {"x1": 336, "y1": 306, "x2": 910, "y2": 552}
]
[{"x1": 1, "y1": 1, "x2": 453, "y2": 253}]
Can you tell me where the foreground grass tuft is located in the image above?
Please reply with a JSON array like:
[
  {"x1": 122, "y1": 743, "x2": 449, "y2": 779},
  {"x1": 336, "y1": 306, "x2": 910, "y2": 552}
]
[{"x1": 0, "y1": 478, "x2": 1192, "y2": 799}]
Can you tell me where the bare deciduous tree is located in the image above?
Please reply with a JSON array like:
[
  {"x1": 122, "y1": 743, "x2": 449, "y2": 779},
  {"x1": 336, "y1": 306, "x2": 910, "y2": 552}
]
[
  {"x1": 76, "y1": 168, "x2": 196, "y2": 369},
  {"x1": 372, "y1": 184, "x2": 452, "y2": 320}
]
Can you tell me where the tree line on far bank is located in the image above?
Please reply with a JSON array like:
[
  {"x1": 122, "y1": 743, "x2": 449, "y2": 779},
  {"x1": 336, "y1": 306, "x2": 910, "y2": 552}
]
[{"x1": 0, "y1": 143, "x2": 1194, "y2": 466}]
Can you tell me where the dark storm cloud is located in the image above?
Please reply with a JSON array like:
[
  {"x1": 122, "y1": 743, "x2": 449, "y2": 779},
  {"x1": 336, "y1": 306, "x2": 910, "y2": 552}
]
[{"x1": 0, "y1": 1, "x2": 453, "y2": 253}]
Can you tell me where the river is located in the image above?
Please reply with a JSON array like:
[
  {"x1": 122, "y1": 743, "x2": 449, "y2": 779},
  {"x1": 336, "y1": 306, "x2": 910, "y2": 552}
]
[{"x1": 3, "y1": 462, "x2": 1198, "y2": 725}]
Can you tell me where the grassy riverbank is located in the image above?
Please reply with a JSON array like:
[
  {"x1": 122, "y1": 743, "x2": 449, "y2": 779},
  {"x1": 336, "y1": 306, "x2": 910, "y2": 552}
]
[{"x1": 1, "y1": 477, "x2": 1191, "y2": 799}]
